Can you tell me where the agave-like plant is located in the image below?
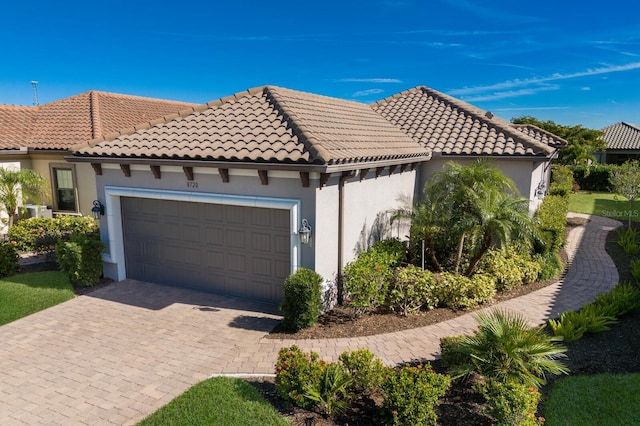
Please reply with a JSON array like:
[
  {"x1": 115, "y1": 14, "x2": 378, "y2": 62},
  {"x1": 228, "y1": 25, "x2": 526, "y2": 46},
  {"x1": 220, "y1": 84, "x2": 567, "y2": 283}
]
[{"x1": 449, "y1": 309, "x2": 569, "y2": 388}]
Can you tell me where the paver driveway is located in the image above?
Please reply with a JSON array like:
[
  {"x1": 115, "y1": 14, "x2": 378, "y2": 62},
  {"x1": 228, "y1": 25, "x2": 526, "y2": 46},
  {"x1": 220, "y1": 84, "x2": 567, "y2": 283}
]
[{"x1": 0, "y1": 280, "x2": 282, "y2": 425}]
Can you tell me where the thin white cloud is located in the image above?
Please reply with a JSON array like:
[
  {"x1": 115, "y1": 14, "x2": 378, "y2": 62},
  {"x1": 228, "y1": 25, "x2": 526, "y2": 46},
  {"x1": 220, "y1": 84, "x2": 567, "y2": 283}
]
[
  {"x1": 461, "y1": 86, "x2": 559, "y2": 102},
  {"x1": 450, "y1": 62, "x2": 640, "y2": 96},
  {"x1": 494, "y1": 106, "x2": 570, "y2": 112},
  {"x1": 353, "y1": 88, "x2": 385, "y2": 97},
  {"x1": 581, "y1": 86, "x2": 591, "y2": 91},
  {"x1": 336, "y1": 78, "x2": 403, "y2": 83}
]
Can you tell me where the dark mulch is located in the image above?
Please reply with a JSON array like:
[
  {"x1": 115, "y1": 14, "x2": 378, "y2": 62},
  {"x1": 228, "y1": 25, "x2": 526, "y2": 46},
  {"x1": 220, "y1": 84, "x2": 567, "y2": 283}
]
[{"x1": 251, "y1": 217, "x2": 640, "y2": 425}]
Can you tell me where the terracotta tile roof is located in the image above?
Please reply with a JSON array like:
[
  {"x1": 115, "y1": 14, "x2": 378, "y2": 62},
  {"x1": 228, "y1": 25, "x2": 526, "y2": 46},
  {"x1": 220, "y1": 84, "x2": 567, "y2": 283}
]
[
  {"x1": 0, "y1": 106, "x2": 37, "y2": 149},
  {"x1": 511, "y1": 124, "x2": 567, "y2": 149},
  {"x1": 602, "y1": 122, "x2": 640, "y2": 150},
  {"x1": 0, "y1": 91, "x2": 195, "y2": 150},
  {"x1": 74, "y1": 86, "x2": 430, "y2": 165},
  {"x1": 372, "y1": 86, "x2": 559, "y2": 157}
]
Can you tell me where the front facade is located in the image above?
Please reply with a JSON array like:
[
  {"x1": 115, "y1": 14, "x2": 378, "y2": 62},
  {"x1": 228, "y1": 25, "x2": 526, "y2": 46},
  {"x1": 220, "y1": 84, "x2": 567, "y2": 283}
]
[
  {"x1": 0, "y1": 91, "x2": 195, "y2": 230},
  {"x1": 71, "y1": 86, "x2": 429, "y2": 304}
]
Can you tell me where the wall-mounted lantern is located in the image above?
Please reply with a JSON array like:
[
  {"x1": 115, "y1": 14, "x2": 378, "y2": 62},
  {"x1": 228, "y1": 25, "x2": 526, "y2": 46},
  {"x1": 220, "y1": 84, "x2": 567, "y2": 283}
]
[
  {"x1": 298, "y1": 219, "x2": 312, "y2": 245},
  {"x1": 535, "y1": 181, "x2": 547, "y2": 200},
  {"x1": 91, "y1": 200, "x2": 105, "y2": 219}
]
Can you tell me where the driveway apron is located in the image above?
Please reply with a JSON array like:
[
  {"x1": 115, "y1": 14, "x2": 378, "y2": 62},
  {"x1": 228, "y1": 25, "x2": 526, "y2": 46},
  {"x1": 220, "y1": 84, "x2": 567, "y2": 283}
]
[{"x1": 0, "y1": 281, "x2": 281, "y2": 425}]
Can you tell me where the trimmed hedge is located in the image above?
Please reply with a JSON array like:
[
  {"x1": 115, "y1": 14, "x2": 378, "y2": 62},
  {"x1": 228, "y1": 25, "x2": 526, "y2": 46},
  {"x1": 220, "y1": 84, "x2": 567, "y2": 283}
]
[
  {"x1": 535, "y1": 195, "x2": 569, "y2": 254},
  {"x1": 549, "y1": 165, "x2": 574, "y2": 197},
  {"x1": 55, "y1": 233, "x2": 104, "y2": 286},
  {"x1": 8, "y1": 216, "x2": 98, "y2": 253},
  {"x1": 572, "y1": 164, "x2": 614, "y2": 191},
  {"x1": 280, "y1": 268, "x2": 323, "y2": 331},
  {"x1": 0, "y1": 242, "x2": 19, "y2": 278}
]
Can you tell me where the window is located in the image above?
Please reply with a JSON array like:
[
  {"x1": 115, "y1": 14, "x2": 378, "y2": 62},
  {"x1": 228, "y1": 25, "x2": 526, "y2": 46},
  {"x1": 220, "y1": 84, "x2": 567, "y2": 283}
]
[{"x1": 50, "y1": 165, "x2": 78, "y2": 212}]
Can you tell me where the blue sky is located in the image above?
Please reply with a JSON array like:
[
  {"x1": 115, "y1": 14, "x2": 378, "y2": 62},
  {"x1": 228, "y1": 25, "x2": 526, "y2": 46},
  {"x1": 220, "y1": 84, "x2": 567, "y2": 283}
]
[{"x1": 1, "y1": 0, "x2": 639, "y2": 129}]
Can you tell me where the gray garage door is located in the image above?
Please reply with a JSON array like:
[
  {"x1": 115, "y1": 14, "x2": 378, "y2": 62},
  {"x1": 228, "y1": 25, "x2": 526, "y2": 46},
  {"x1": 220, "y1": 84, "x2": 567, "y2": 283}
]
[{"x1": 122, "y1": 197, "x2": 291, "y2": 303}]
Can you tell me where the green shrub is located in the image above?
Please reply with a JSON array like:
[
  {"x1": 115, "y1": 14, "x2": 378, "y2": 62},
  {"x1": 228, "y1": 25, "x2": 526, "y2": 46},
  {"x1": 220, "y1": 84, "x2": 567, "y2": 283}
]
[
  {"x1": 275, "y1": 345, "x2": 325, "y2": 409},
  {"x1": 478, "y1": 247, "x2": 526, "y2": 291},
  {"x1": 594, "y1": 282, "x2": 640, "y2": 317},
  {"x1": 549, "y1": 165, "x2": 574, "y2": 197},
  {"x1": 303, "y1": 362, "x2": 353, "y2": 417},
  {"x1": 0, "y1": 242, "x2": 19, "y2": 278},
  {"x1": 476, "y1": 379, "x2": 544, "y2": 426},
  {"x1": 9, "y1": 216, "x2": 98, "y2": 253},
  {"x1": 55, "y1": 233, "x2": 104, "y2": 286},
  {"x1": 370, "y1": 238, "x2": 407, "y2": 266},
  {"x1": 439, "y1": 335, "x2": 468, "y2": 371},
  {"x1": 389, "y1": 265, "x2": 438, "y2": 315},
  {"x1": 339, "y1": 349, "x2": 386, "y2": 393},
  {"x1": 572, "y1": 164, "x2": 614, "y2": 191},
  {"x1": 280, "y1": 268, "x2": 323, "y2": 331},
  {"x1": 450, "y1": 309, "x2": 568, "y2": 388},
  {"x1": 632, "y1": 260, "x2": 640, "y2": 284},
  {"x1": 434, "y1": 272, "x2": 495, "y2": 309},
  {"x1": 617, "y1": 227, "x2": 639, "y2": 255},
  {"x1": 344, "y1": 240, "x2": 405, "y2": 315},
  {"x1": 381, "y1": 364, "x2": 451, "y2": 426},
  {"x1": 534, "y1": 252, "x2": 564, "y2": 281},
  {"x1": 535, "y1": 195, "x2": 569, "y2": 255}
]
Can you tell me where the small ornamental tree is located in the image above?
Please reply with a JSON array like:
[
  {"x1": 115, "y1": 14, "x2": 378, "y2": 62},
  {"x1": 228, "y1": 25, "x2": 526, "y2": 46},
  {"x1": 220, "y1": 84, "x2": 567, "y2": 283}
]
[{"x1": 609, "y1": 160, "x2": 640, "y2": 228}]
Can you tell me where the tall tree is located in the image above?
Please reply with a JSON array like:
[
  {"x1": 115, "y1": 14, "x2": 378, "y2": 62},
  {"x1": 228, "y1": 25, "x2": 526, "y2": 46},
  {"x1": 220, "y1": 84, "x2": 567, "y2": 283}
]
[
  {"x1": 609, "y1": 160, "x2": 640, "y2": 228},
  {"x1": 0, "y1": 168, "x2": 47, "y2": 228},
  {"x1": 512, "y1": 116, "x2": 606, "y2": 166}
]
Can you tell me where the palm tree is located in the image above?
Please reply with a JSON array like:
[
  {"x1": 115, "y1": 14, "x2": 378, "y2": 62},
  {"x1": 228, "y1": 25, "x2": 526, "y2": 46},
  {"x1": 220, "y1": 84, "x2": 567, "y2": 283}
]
[
  {"x1": 0, "y1": 168, "x2": 47, "y2": 228},
  {"x1": 413, "y1": 161, "x2": 539, "y2": 275}
]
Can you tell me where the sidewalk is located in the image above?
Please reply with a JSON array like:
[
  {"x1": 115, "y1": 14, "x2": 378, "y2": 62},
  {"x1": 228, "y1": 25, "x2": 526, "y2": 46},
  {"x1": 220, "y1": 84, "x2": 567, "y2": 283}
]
[{"x1": 219, "y1": 213, "x2": 623, "y2": 372}]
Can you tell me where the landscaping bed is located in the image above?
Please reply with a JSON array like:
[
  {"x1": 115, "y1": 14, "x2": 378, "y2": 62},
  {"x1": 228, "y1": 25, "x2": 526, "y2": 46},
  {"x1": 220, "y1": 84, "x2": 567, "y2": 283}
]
[{"x1": 249, "y1": 218, "x2": 640, "y2": 425}]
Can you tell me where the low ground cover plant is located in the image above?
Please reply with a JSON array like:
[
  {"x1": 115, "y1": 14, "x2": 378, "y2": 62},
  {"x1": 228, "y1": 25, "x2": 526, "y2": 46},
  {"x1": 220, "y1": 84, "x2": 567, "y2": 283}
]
[
  {"x1": 617, "y1": 226, "x2": 640, "y2": 254},
  {"x1": 549, "y1": 281, "x2": 640, "y2": 341}
]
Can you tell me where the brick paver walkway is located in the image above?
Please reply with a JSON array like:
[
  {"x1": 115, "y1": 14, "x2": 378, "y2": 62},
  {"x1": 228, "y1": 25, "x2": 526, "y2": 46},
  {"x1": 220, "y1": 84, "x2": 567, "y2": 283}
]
[{"x1": 0, "y1": 213, "x2": 622, "y2": 425}]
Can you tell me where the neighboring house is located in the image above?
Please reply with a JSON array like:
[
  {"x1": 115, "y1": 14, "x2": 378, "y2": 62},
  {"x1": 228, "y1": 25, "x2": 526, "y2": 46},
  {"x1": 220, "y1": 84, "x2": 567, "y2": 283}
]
[
  {"x1": 598, "y1": 122, "x2": 640, "y2": 164},
  {"x1": 0, "y1": 91, "x2": 195, "y2": 229},
  {"x1": 372, "y1": 86, "x2": 567, "y2": 211},
  {"x1": 69, "y1": 85, "x2": 564, "y2": 305}
]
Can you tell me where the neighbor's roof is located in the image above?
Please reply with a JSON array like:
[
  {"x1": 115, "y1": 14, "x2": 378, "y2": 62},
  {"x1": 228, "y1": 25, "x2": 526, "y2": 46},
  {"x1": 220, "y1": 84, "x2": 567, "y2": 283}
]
[
  {"x1": 0, "y1": 91, "x2": 195, "y2": 150},
  {"x1": 602, "y1": 122, "x2": 640, "y2": 150},
  {"x1": 372, "y1": 86, "x2": 562, "y2": 157},
  {"x1": 74, "y1": 86, "x2": 431, "y2": 166}
]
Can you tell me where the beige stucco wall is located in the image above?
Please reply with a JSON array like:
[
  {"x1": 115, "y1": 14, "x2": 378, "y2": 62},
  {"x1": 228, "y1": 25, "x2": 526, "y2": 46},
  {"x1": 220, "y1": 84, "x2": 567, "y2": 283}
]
[{"x1": 418, "y1": 156, "x2": 550, "y2": 212}]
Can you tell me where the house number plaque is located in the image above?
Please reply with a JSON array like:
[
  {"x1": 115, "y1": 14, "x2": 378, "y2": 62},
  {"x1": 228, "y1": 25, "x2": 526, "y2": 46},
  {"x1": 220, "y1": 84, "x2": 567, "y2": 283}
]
[{"x1": 187, "y1": 181, "x2": 199, "y2": 188}]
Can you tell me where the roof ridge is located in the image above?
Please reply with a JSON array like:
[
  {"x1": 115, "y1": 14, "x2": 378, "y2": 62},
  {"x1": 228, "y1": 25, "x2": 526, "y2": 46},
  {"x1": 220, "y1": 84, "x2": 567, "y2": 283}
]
[
  {"x1": 91, "y1": 90, "x2": 197, "y2": 105},
  {"x1": 90, "y1": 91, "x2": 102, "y2": 139},
  {"x1": 262, "y1": 86, "x2": 331, "y2": 163}
]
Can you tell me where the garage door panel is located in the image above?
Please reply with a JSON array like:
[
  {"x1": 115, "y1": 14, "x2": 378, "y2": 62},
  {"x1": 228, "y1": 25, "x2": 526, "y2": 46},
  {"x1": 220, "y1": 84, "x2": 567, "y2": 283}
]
[{"x1": 122, "y1": 197, "x2": 291, "y2": 303}]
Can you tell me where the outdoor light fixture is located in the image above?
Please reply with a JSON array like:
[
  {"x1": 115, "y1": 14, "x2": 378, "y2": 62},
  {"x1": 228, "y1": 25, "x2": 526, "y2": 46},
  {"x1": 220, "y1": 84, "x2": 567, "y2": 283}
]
[
  {"x1": 298, "y1": 219, "x2": 312, "y2": 245},
  {"x1": 91, "y1": 200, "x2": 105, "y2": 219},
  {"x1": 535, "y1": 181, "x2": 546, "y2": 200}
]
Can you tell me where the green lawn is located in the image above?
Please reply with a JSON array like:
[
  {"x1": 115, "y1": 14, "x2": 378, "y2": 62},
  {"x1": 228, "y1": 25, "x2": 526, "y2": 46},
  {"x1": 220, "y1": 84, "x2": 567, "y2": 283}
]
[
  {"x1": 0, "y1": 271, "x2": 74, "y2": 325},
  {"x1": 138, "y1": 376, "x2": 288, "y2": 426},
  {"x1": 543, "y1": 373, "x2": 640, "y2": 425},
  {"x1": 568, "y1": 191, "x2": 640, "y2": 222}
]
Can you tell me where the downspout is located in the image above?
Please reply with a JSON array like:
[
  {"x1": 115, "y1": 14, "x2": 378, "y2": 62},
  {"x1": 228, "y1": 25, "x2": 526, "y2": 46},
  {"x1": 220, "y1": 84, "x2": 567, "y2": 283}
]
[{"x1": 337, "y1": 170, "x2": 356, "y2": 305}]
